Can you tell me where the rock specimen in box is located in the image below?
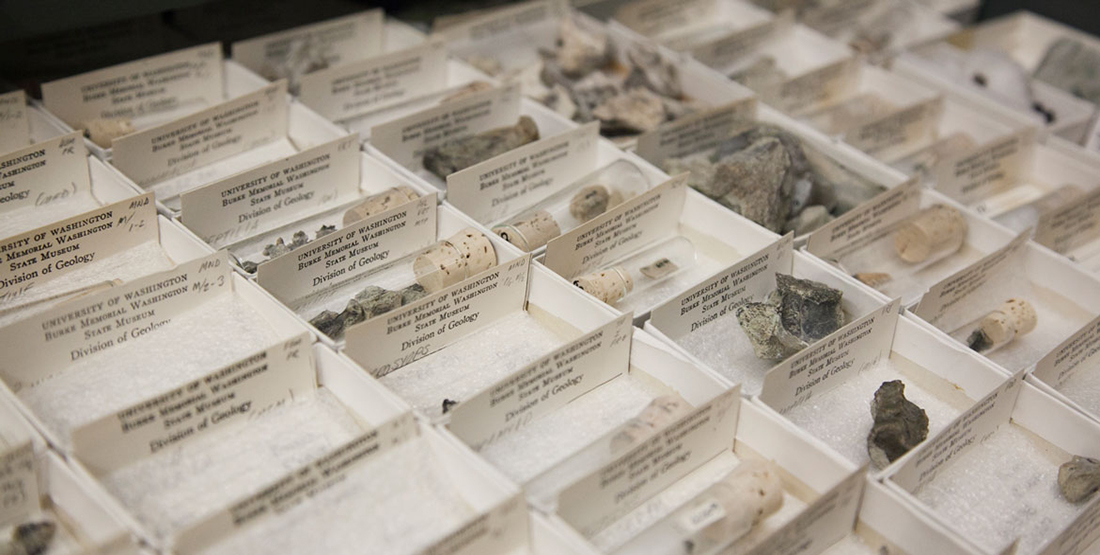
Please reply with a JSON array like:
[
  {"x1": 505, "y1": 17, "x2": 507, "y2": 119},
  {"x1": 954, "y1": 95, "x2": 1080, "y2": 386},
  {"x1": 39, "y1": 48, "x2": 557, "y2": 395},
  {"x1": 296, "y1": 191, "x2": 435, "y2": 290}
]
[
  {"x1": 2, "y1": 521, "x2": 55, "y2": 555},
  {"x1": 422, "y1": 116, "x2": 540, "y2": 179},
  {"x1": 662, "y1": 123, "x2": 884, "y2": 234},
  {"x1": 867, "y1": 380, "x2": 928, "y2": 468},
  {"x1": 737, "y1": 273, "x2": 844, "y2": 360},
  {"x1": 308, "y1": 283, "x2": 430, "y2": 340},
  {"x1": 1058, "y1": 455, "x2": 1100, "y2": 503},
  {"x1": 965, "y1": 298, "x2": 1037, "y2": 354},
  {"x1": 466, "y1": 16, "x2": 699, "y2": 138},
  {"x1": 1034, "y1": 38, "x2": 1100, "y2": 105},
  {"x1": 259, "y1": 36, "x2": 328, "y2": 95},
  {"x1": 78, "y1": 118, "x2": 135, "y2": 148}
]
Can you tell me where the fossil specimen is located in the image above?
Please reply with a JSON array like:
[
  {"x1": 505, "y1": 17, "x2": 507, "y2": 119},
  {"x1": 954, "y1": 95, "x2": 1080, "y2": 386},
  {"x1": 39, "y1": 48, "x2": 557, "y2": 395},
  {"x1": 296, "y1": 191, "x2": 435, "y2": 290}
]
[
  {"x1": 1058, "y1": 455, "x2": 1100, "y2": 503},
  {"x1": 867, "y1": 380, "x2": 928, "y2": 468},
  {"x1": 422, "y1": 116, "x2": 540, "y2": 179},
  {"x1": 736, "y1": 273, "x2": 844, "y2": 360}
]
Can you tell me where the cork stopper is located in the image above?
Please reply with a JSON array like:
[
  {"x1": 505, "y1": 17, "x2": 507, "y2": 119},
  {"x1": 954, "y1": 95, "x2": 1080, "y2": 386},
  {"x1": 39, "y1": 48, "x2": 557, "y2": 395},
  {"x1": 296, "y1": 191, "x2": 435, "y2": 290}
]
[
  {"x1": 413, "y1": 228, "x2": 497, "y2": 293},
  {"x1": 998, "y1": 298, "x2": 1037, "y2": 335},
  {"x1": 700, "y1": 459, "x2": 785, "y2": 543},
  {"x1": 494, "y1": 210, "x2": 562, "y2": 252},
  {"x1": 343, "y1": 185, "x2": 421, "y2": 226},
  {"x1": 895, "y1": 204, "x2": 968, "y2": 264},
  {"x1": 573, "y1": 266, "x2": 634, "y2": 304},
  {"x1": 979, "y1": 298, "x2": 1037, "y2": 347},
  {"x1": 78, "y1": 118, "x2": 136, "y2": 148}
]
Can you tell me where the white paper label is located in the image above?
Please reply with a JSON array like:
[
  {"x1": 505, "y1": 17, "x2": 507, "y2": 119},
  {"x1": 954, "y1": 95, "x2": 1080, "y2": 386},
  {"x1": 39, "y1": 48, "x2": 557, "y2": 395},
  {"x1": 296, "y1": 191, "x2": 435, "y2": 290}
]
[
  {"x1": 432, "y1": 0, "x2": 566, "y2": 41},
  {"x1": 113, "y1": 81, "x2": 288, "y2": 188},
  {"x1": 889, "y1": 371, "x2": 1024, "y2": 492},
  {"x1": 556, "y1": 388, "x2": 740, "y2": 536},
  {"x1": 689, "y1": 21, "x2": 776, "y2": 70},
  {"x1": 779, "y1": 61, "x2": 854, "y2": 112},
  {"x1": 344, "y1": 256, "x2": 532, "y2": 377},
  {"x1": 544, "y1": 174, "x2": 688, "y2": 279},
  {"x1": 0, "y1": 442, "x2": 39, "y2": 528},
  {"x1": 72, "y1": 334, "x2": 314, "y2": 474},
  {"x1": 447, "y1": 123, "x2": 599, "y2": 224},
  {"x1": 650, "y1": 234, "x2": 792, "y2": 340},
  {"x1": 256, "y1": 194, "x2": 437, "y2": 303},
  {"x1": 1033, "y1": 314, "x2": 1100, "y2": 390},
  {"x1": 805, "y1": 180, "x2": 922, "y2": 260},
  {"x1": 760, "y1": 301, "x2": 901, "y2": 414},
  {"x1": 1035, "y1": 188, "x2": 1100, "y2": 255},
  {"x1": 41, "y1": 43, "x2": 223, "y2": 127},
  {"x1": 846, "y1": 99, "x2": 940, "y2": 157},
  {"x1": 300, "y1": 40, "x2": 449, "y2": 122},
  {"x1": 231, "y1": 10, "x2": 385, "y2": 82},
  {"x1": 174, "y1": 411, "x2": 419, "y2": 554},
  {"x1": 912, "y1": 232, "x2": 1030, "y2": 331},
  {"x1": 371, "y1": 83, "x2": 521, "y2": 171},
  {"x1": 0, "y1": 193, "x2": 158, "y2": 308},
  {"x1": 447, "y1": 313, "x2": 633, "y2": 449},
  {"x1": 422, "y1": 496, "x2": 527, "y2": 555},
  {"x1": 615, "y1": 0, "x2": 719, "y2": 37},
  {"x1": 635, "y1": 101, "x2": 756, "y2": 166},
  {"x1": 0, "y1": 91, "x2": 29, "y2": 154},
  {"x1": 0, "y1": 132, "x2": 90, "y2": 214},
  {"x1": 0, "y1": 251, "x2": 231, "y2": 392},
  {"x1": 180, "y1": 134, "x2": 361, "y2": 246},
  {"x1": 744, "y1": 466, "x2": 866, "y2": 555},
  {"x1": 935, "y1": 130, "x2": 1033, "y2": 206}
]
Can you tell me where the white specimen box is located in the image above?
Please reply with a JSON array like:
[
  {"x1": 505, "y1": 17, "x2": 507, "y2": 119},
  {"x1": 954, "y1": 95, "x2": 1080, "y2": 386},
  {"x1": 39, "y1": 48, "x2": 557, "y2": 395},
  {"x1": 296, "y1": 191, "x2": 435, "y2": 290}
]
[
  {"x1": 276, "y1": 203, "x2": 520, "y2": 350},
  {"x1": 613, "y1": 6, "x2": 858, "y2": 116},
  {"x1": 443, "y1": 124, "x2": 669, "y2": 259},
  {"x1": 791, "y1": 0, "x2": 958, "y2": 64},
  {"x1": 805, "y1": 185, "x2": 1018, "y2": 307},
  {"x1": 0, "y1": 210, "x2": 215, "y2": 331},
  {"x1": 644, "y1": 240, "x2": 890, "y2": 396},
  {"x1": 39, "y1": 46, "x2": 273, "y2": 161},
  {"x1": 0, "y1": 134, "x2": 145, "y2": 243},
  {"x1": 174, "y1": 148, "x2": 434, "y2": 276},
  {"x1": 432, "y1": 1, "x2": 757, "y2": 149},
  {"x1": 754, "y1": 307, "x2": 1012, "y2": 475},
  {"x1": 104, "y1": 81, "x2": 349, "y2": 217},
  {"x1": 884, "y1": 379, "x2": 1100, "y2": 555},
  {"x1": 893, "y1": 41, "x2": 1095, "y2": 145},
  {"x1": 366, "y1": 83, "x2": 580, "y2": 197},
  {"x1": 534, "y1": 371, "x2": 865, "y2": 554},
  {"x1": 795, "y1": 64, "x2": 943, "y2": 164},
  {"x1": 540, "y1": 182, "x2": 780, "y2": 324}
]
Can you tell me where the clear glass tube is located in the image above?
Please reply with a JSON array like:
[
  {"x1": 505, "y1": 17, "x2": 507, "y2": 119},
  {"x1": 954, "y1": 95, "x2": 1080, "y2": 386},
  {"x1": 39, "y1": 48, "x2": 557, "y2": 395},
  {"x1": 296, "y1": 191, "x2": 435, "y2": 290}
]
[
  {"x1": 893, "y1": 204, "x2": 968, "y2": 270},
  {"x1": 306, "y1": 228, "x2": 497, "y2": 340},
  {"x1": 571, "y1": 236, "x2": 697, "y2": 307},
  {"x1": 493, "y1": 160, "x2": 653, "y2": 252},
  {"x1": 610, "y1": 395, "x2": 690, "y2": 454},
  {"x1": 993, "y1": 184, "x2": 1084, "y2": 233},
  {"x1": 612, "y1": 460, "x2": 784, "y2": 555},
  {"x1": 954, "y1": 298, "x2": 1037, "y2": 355}
]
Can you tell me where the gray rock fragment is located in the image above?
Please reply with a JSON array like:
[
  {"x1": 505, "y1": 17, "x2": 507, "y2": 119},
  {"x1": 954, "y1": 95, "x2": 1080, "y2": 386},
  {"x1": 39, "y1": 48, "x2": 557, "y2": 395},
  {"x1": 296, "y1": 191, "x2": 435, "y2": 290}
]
[
  {"x1": 423, "y1": 116, "x2": 540, "y2": 179},
  {"x1": 290, "y1": 231, "x2": 310, "y2": 250},
  {"x1": 1034, "y1": 38, "x2": 1100, "y2": 105},
  {"x1": 1059, "y1": 455, "x2": 1100, "y2": 503},
  {"x1": 774, "y1": 273, "x2": 844, "y2": 342},
  {"x1": 316, "y1": 224, "x2": 337, "y2": 238},
  {"x1": 736, "y1": 302, "x2": 808, "y2": 360},
  {"x1": 592, "y1": 88, "x2": 668, "y2": 135},
  {"x1": 9, "y1": 521, "x2": 55, "y2": 555},
  {"x1": 400, "y1": 283, "x2": 429, "y2": 305},
  {"x1": 557, "y1": 17, "x2": 610, "y2": 78},
  {"x1": 262, "y1": 238, "x2": 290, "y2": 259},
  {"x1": 309, "y1": 310, "x2": 345, "y2": 339},
  {"x1": 711, "y1": 137, "x2": 793, "y2": 233},
  {"x1": 867, "y1": 381, "x2": 929, "y2": 469},
  {"x1": 354, "y1": 286, "x2": 403, "y2": 317},
  {"x1": 623, "y1": 46, "x2": 682, "y2": 98}
]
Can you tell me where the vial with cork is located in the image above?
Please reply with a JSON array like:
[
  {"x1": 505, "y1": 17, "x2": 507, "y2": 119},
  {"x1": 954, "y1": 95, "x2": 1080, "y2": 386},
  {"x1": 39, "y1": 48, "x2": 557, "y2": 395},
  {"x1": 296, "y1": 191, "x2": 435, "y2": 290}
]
[
  {"x1": 956, "y1": 298, "x2": 1038, "y2": 354},
  {"x1": 571, "y1": 236, "x2": 697, "y2": 309}
]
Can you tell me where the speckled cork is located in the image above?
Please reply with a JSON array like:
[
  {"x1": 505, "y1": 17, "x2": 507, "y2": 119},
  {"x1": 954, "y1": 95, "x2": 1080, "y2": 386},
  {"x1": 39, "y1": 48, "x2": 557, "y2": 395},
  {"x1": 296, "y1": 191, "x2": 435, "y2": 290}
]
[
  {"x1": 413, "y1": 228, "x2": 497, "y2": 293},
  {"x1": 343, "y1": 185, "x2": 421, "y2": 226},
  {"x1": 495, "y1": 210, "x2": 562, "y2": 252},
  {"x1": 573, "y1": 266, "x2": 634, "y2": 304},
  {"x1": 895, "y1": 204, "x2": 968, "y2": 264}
]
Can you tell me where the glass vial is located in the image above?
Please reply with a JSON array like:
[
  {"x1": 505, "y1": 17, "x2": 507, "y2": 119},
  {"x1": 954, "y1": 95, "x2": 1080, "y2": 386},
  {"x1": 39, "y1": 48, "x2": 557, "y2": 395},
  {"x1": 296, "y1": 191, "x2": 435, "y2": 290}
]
[
  {"x1": 610, "y1": 395, "x2": 691, "y2": 453},
  {"x1": 614, "y1": 460, "x2": 785, "y2": 555},
  {"x1": 960, "y1": 298, "x2": 1037, "y2": 354},
  {"x1": 493, "y1": 159, "x2": 652, "y2": 252},
  {"x1": 308, "y1": 228, "x2": 497, "y2": 340},
  {"x1": 993, "y1": 184, "x2": 1083, "y2": 233},
  {"x1": 571, "y1": 236, "x2": 697, "y2": 306},
  {"x1": 894, "y1": 204, "x2": 968, "y2": 268}
]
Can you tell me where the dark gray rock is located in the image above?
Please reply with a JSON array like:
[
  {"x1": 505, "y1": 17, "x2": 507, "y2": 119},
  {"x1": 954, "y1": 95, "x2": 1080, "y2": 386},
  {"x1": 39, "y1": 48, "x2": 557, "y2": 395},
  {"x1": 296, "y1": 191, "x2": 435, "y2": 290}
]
[
  {"x1": 774, "y1": 273, "x2": 844, "y2": 341},
  {"x1": 290, "y1": 231, "x2": 310, "y2": 250},
  {"x1": 1034, "y1": 38, "x2": 1100, "y2": 105},
  {"x1": 341, "y1": 299, "x2": 368, "y2": 329},
  {"x1": 867, "y1": 381, "x2": 929, "y2": 468},
  {"x1": 442, "y1": 398, "x2": 459, "y2": 414},
  {"x1": 1059, "y1": 455, "x2": 1100, "y2": 503},
  {"x1": 316, "y1": 224, "x2": 337, "y2": 238},
  {"x1": 711, "y1": 137, "x2": 793, "y2": 233},
  {"x1": 309, "y1": 310, "x2": 344, "y2": 339},
  {"x1": 400, "y1": 283, "x2": 429, "y2": 305},
  {"x1": 423, "y1": 116, "x2": 540, "y2": 179},
  {"x1": 354, "y1": 286, "x2": 403, "y2": 318},
  {"x1": 262, "y1": 238, "x2": 290, "y2": 259},
  {"x1": 11, "y1": 521, "x2": 55, "y2": 555},
  {"x1": 736, "y1": 302, "x2": 808, "y2": 360}
]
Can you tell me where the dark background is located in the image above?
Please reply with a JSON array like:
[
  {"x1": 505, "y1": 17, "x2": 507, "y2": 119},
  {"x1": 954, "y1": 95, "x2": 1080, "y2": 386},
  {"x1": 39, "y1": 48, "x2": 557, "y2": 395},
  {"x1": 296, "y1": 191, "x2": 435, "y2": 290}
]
[{"x1": 1, "y1": 0, "x2": 1098, "y2": 93}]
